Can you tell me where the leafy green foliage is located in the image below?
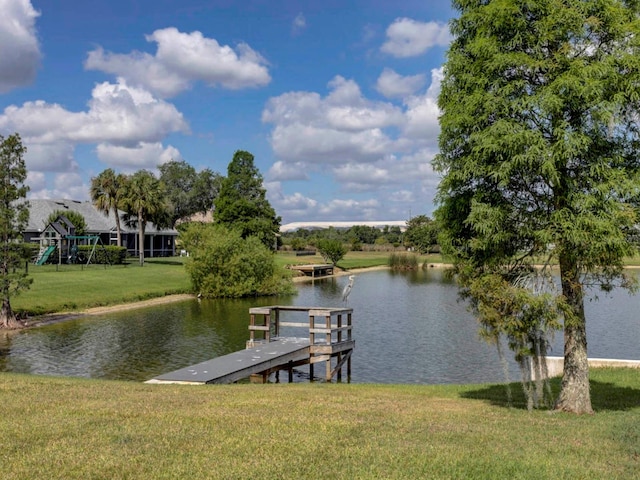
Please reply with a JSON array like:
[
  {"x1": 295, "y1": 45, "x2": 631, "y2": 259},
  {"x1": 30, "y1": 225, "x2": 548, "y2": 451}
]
[
  {"x1": 316, "y1": 239, "x2": 347, "y2": 265},
  {"x1": 76, "y1": 245, "x2": 127, "y2": 265},
  {"x1": 159, "y1": 160, "x2": 222, "y2": 227},
  {"x1": 47, "y1": 209, "x2": 87, "y2": 236},
  {"x1": 404, "y1": 215, "x2": 439, "y2": 253},
  {"x1": 121, "y1": 170, "x2": 171, "y2": 266},
  {"x1": 214, "y1": 151, "x2": 280, "y2": 249},
  {"x1": 90, "y1": 168, "x2": 127, "y2": 246},
  {"x1": 0, "y1": 133, "x2": 31, "y2": 328},
  {"x1": 182, "y1": 223, "x2": 294, "y2": 298},
  {"x1": 436, "y1": 0, "x2": 640, "y2": 413}
]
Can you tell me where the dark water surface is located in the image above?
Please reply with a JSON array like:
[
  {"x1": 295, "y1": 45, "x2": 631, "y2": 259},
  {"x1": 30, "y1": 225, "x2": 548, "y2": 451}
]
[{"x1": 0, "y1": 269, "x2": 638, "y2": 384}]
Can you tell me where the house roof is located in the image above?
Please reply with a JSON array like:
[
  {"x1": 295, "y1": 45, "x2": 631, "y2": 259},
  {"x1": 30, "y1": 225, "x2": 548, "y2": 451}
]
[{"x1": 25, "y1": 199, "x2": 177, "y2": 235}]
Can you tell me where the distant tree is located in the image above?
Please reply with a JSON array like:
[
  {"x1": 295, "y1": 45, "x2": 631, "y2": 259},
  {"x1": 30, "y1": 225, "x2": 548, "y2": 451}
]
[
  {"x1": 121, "y1": 170, "x2": 170, "y2": 266},
  {"x1": 159, "y1": 160, "x2": 222, "y2": 227},
  {"x1": 182, "y1": 223, "x2": 294, "y2": 298},
  {"x1": 347, "y1": 225, "x2": 380, "y2": 245},
  {"x1": 90, "y1": 168, "x2": 127, "y2": 246},
  {"x1": 46, "y1": 210, "x2": 87, "y2": 237},
  {"x1": 317, "y1": 239, "x2": 347, "y2": 266},
  {"x1": 404, "y1": 215, "x2": 438, "y2": 253},
  {"x1": 435, "y1": 0, "x2": 640, "y2": 414},
  {"x1": 0, "y1": 133, "x2": 31, "y2": 329},
  {"x1": 214, "y1": 150, "x2": 280, "y2": 248},
  {"x1": 193, "y1": 168, "x2": 223, "y2": 215}
]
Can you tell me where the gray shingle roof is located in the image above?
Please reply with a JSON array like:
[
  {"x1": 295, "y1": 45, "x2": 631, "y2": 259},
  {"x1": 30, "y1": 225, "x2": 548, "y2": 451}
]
[{"x1": 25, "y1": 199, "x2": 177, "y2": 235}]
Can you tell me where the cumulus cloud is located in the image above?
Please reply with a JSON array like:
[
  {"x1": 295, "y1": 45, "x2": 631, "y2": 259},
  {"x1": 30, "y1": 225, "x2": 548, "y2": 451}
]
[
  {"x1": 0, "y1": 0, "x2": 41, "y2": 93},
  {"x1": 0, "y1": 78, "x2": 188, "y2": 197},
  {"x1": 381, "y1": 18, "x2": 450, "y2": 58},
  {"x1": 263, "y1": 75, "x2": 405, "y2": 167},
  {"x1": 376, "y1": 68, "x2": 426, "y2": 99},
  {"x1": 96, "y1": 142, "x2": 182, "y2": 171},
  {"x1": 85, "y1": 27, "x2": 271, "y2": 97},
  {"x1": 0, "y1": 79, "x2": 188, "y2": 146},
  {"x1": 263, "y1": 70, "x2": 444, "y2": 222},
  {"x1": 402, "y1": 67, "x2": 443, "y2": 140}
]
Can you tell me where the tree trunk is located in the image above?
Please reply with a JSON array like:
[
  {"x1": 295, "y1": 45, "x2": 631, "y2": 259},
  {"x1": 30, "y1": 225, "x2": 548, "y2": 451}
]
[
  {"x1": 555, "y1": 252, "x2": 593, "y2": 414},
  {"x1": 113, "y1": 206, "x2": 122, "y2": 247},
  {"x1": 138, "y1": 210, "x2": 145, "y2": 267},
  {"x1": 0, "y1": 296, "x2": 23, "y2": 329}
]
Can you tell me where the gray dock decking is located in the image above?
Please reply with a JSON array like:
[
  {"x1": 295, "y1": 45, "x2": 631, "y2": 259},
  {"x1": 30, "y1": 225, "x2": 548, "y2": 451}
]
[{"x1": 147, "y1": 337, "x2": 310, "y2": 384}]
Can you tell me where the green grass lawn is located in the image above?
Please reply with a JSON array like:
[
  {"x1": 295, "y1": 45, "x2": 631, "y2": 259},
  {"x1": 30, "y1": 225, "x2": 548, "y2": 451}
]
[
  {"x1": 13, "y1": 258, "x2": 193, "y2": 316},
  {"x1": 0, "y1": 368, "x2": 638, "y2": 479}
]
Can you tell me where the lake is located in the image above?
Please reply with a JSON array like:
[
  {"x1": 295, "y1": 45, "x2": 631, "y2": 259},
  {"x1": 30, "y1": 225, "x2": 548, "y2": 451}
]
[{"x1": 0, "y1": 269, "x2": 638, "y2": 384}]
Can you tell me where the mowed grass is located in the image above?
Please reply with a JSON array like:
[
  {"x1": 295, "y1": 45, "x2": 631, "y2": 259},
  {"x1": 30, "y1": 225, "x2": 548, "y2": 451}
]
[
  {"x1": 13, "y1": 258, "x2": 193, "y2": 316},
  {"x1": 0, "y1": 368, "x2": 638, "y2": 479}
]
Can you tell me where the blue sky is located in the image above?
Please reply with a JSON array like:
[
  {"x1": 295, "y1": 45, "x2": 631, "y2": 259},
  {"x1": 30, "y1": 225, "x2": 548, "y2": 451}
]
[{"x1": 0, "y1": 0, "x2": 454, "y2": 225}]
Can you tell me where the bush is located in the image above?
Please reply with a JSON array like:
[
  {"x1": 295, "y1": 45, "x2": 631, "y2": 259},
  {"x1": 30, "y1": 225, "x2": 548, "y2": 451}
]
[
  {"x1": 316, "y1": 239, "x2": 347, "y2": 265},
  {"x1": 182, "y1": 224, "x2": 295, "y2": 298},
  {"x1": 78, "y1": 245, "x2": 127, "y2": 264}
]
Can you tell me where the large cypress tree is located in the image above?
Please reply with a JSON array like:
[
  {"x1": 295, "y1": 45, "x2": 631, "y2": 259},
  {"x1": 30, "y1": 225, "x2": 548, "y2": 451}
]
[
  {"x1": 214, "y1": 150, "x2": 280, "y2": 249},
  {"x1": 435, "y1": 0, "x2": 640, "y2": 413},
  {"x1": 0, "y1": 133, "x2": 31, "y2": 329}
]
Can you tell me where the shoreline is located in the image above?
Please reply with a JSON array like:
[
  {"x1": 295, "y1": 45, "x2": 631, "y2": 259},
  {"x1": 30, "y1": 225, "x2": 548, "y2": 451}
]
[{"x1": 22, "y1": 261, "x2": 639, "y2": 328}]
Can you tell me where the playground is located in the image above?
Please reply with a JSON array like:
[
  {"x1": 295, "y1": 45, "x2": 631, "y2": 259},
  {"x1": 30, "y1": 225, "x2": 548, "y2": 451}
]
[{"x1": 34, "y1": 215, "x2": 110, "y2": 266}]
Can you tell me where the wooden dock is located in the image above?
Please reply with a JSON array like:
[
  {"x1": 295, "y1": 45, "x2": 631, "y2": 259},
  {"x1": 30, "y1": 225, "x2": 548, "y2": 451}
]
[
  {"x1": 289, "y1": 264, "x2": 334, "y2": 278},
  {"x1": 147, "y1": 306, "x2": 354, "y2": 384}
]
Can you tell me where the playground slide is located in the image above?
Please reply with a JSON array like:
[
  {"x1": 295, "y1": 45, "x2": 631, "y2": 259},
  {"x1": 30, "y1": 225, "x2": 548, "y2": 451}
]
[{"x1": 36, "y1": 245, "x2": 56, "y2": 265}]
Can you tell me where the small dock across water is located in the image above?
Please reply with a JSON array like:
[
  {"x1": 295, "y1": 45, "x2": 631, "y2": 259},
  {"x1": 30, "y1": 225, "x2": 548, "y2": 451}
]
[
  {"x1": 289, "y1": 264, "x2": 334, "y2": 278},
  {"x1": 147, "y1": 306, "x2": 354, "y2": 384}
]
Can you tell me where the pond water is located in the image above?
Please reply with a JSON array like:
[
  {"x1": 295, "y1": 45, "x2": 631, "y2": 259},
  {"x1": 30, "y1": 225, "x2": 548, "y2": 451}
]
[{"x1": 0, "y1": 269, "x2": 638, "y2": 384}]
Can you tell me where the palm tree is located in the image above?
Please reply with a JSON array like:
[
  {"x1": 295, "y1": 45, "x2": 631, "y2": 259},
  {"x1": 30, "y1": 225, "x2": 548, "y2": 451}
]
[
  {"x1": 121, "y1": 170, "x2": 169, "y2": 266},
  {"x1": 90, "y1": 169, "x2": 126, "y2": 247}
]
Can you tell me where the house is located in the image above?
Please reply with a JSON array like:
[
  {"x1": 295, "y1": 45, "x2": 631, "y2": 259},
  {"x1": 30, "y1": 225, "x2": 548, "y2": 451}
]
[{"x1": 25, "y1": 199, "x2": 178, "y2": 258}]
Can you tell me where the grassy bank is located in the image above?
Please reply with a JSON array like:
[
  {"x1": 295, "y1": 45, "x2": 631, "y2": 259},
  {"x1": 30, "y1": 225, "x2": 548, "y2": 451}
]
[
  {"x1": 13, "y1": 258, "x2": 193, "y2": 316},
  {"x1": 0, "y1": 368, "x2": 638, "y2": 479},
  {"x1": 276, "y1": 250, "x2": 444, "y2": 269}
]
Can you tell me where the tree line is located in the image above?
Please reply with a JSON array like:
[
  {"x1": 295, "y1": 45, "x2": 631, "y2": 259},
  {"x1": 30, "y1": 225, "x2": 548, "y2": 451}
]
[{"x1": 281, "y1": 215, "x2": 440, "y2": 254}]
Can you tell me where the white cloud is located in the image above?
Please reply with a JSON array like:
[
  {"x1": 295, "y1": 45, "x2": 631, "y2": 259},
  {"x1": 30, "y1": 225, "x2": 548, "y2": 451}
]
[
  {"x1": 28, "y1": 172, "x2": 88, "y2": 201},
  {"x1": 267, "y1": 160, "x2": 309, "y2": 181},
  {"x1": 0, "y1": 0, "x2": 41, "y2": 93},
  {"x1": 95, "y1": 142, "x2": 182, "y2": 171},
  {"x1": 0, "y1": 79, "x2": 188, "y2": 146},
  {"x1": 376, "y1": 68, "x2": 426, "y2": 99},
  {"x1": 402, "y1": 67, "x2": 442, "y2": 140},
  {"x1": 0, "y1": 78, "x2": 188, "y2": 199},
  {"x1": 381, "y1": 18, "x2": 450, "y2": 58},
  {"x1": 85, "y1": 27, "x2": 271, "y2": 97},
  {"x1": 24, "y1": 142, "x2": 77, "y2": 173},
  {"x1": 263, "y1": 75, "x2": 405, "y2": 164},
  {"x1": 292, "y1": 13, "x2": 306, "y2": 35},
  {"x1": 263, "y1": 70, "x2": 444, "y2": 223}
]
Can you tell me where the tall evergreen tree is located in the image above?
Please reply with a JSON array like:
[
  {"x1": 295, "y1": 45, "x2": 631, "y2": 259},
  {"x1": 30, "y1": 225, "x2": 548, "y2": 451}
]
[
  {"x1": 0, "y1": 134, "x2": 31, "y2": 329},
  {"x1": 214, "y1": 150, "x2": 281, "y2": 248},
  {"x1": 436, "y1": 0, "x2": 640, "y2": 413}
]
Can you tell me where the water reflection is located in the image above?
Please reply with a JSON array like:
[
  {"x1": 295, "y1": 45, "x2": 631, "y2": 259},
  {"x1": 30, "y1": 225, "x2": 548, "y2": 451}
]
[{"x1": 0, "y1": 269, "x2": 637, "y2": 384}]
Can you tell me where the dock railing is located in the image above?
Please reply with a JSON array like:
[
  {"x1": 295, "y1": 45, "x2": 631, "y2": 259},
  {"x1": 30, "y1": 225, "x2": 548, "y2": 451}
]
[{"x1": 248, "y1": 306, "x2": 354, "y2": 381}]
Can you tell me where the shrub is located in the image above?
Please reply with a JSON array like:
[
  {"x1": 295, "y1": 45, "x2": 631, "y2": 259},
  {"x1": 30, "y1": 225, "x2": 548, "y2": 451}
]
[
  {"x1": 182, "y1": 224, "x2": 295, "y2": 298},
  {"x1": 316, "y1": 239, "x2": 347, "y2": 265},
  {"x1": 78, "y1": 245, "x2": 127, "y2": 264}
]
